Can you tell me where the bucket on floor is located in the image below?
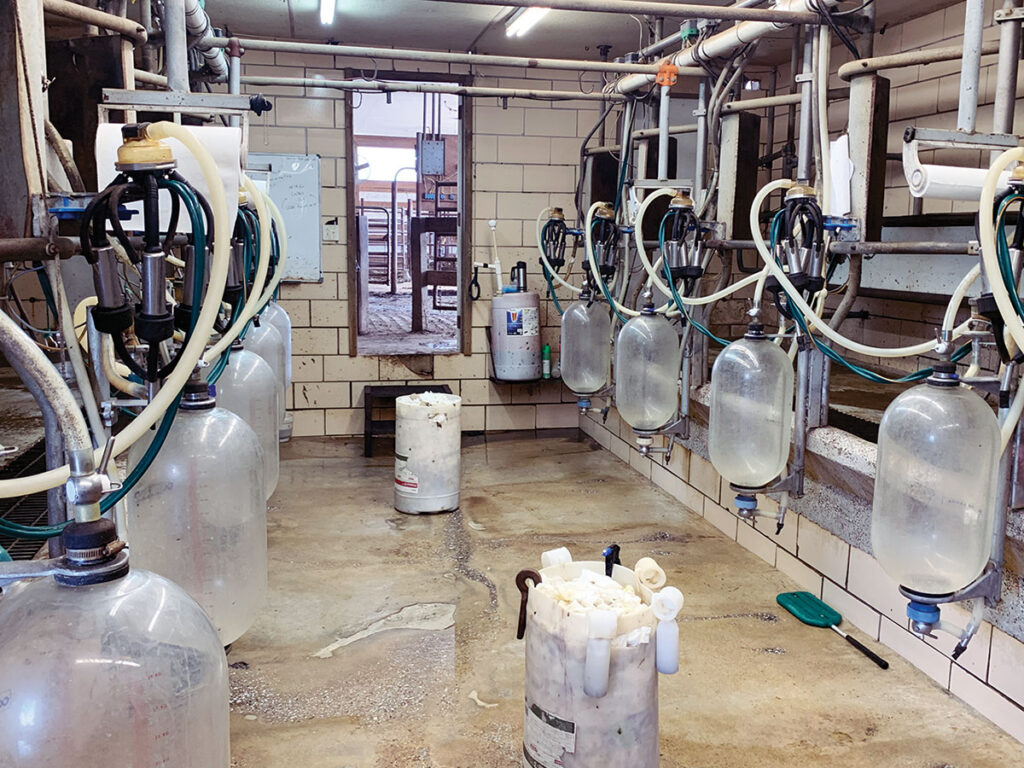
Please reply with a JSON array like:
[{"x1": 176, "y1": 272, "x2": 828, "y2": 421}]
[
  {"x1": 517, "y1": 550, "x2": 683, "y2": 768},
  {"x1": 394, "y1": 392, "x2": 462, "y2": 514}
]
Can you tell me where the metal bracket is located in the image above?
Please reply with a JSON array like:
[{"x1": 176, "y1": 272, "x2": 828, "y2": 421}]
[
  {"x1": 899, "y1": 563, "x2": 1003, "y2": 609},
  {"x1": 794, "y1": 72, "x2": 815, "y2": 84},
  {"x1": 994, "y1": 6, "x2": 1024, "y2": 22}
]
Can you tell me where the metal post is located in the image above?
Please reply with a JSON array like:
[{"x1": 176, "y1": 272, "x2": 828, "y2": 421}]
[
  {"x1": 694, "y1": 80, "x2": 707, "y2": 204},
  {"x1": 797, "y1": 31, "x2": 815, "y2": 182},
  {"x1": 992, "y1": 0, "x2": 1022, "y2": 137},
  {"x1": 163, "y1": 0, "x2": 189, "y2": 93},
  {"x1": 957, "y1": 0, "x2": 985, "y2": 133},
  {"x1": 658, "y1": 85, "x2": 671, "y2": 180}
]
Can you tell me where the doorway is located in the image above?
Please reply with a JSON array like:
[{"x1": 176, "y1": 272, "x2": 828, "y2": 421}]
[{"x1": 347, "y1": 84, "x2": 468, "y2": 356}]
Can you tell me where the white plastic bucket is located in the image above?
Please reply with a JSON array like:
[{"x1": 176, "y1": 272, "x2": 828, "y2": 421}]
[
  {"x1": 394, "y1": 392, "x2": 462, "y2": 514},
  {"x1": 522, "y1": 561, "x2": 660, "y2": 768}
]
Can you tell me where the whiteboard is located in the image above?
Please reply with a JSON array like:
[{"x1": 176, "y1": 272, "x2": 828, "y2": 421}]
[{"x1": 246, "y1": 153, "x2": 322, "y2": 283}]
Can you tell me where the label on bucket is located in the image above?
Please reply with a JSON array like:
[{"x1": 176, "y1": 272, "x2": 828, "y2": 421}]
[
  {"x1": 506, "y1": 307, "x2": 539, "y2": 337},
  {"x1": 395, "y1": 453, "x2": 419, "y2": 494},
  {"x1": 523, "y1": 702, "x2": 575, "y2": 767}
]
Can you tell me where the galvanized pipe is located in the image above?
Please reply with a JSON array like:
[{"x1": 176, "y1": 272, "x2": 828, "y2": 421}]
[
  {"x1": 828, "y1": 241, "x2": 973, "y2": 256},
  {"x1": 41, "y1": 0, "x2": 147, "y2": 44},
  {"x1": 163, "y1": 0, "x2": 189, "y2": 92},
  {"x1": 240, "y1": 75, "x2": 625, "y2": 102},
  {"x1": 958, "y1": 0, "x2": 986, "y2": 132},
  {"x1": 0, "y1": 237, "x2": 76, "y2": 261},
  {"x1": 211, "y1": 36, "x2": 674, "y2": 76},
  {"x1": 992, "y1": 0, "x2": 1022, "y2": 136},
  {"x1": 426, "y1": 0, "x2": 819, "y2": 24}
]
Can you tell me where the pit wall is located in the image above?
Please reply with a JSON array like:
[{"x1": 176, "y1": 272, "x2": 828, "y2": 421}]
[
  {"x1": 581, "y1": 406, "x2": 1024, "y2": 745},
  {"x1": 240, "y1": 50, "x2": 608, "y2": 436}
]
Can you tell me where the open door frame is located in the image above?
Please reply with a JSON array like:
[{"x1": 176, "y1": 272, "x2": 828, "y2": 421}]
[{"x1": 344, "y1": 70, "x2": 473, "y2": 357}]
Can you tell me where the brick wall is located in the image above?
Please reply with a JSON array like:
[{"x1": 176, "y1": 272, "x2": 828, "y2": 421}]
[{"x1": 242, "y1": 50, "x2": 606, "y2": 436}]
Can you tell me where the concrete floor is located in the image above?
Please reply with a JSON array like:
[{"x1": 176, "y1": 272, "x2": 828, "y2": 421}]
[
  {"x1": 229, "y1": 432, "x2": 1024, "y2": 767},
  {"x1": 357, "y1": 287, "x2": 459, "y2": 356}
]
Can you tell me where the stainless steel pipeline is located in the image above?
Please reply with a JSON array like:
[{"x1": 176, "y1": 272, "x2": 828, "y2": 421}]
[
  {"x1": 210, "y1": 36, "x2": 675, "y2": 76},
  {"x1": 240, "y1": 75, "x2": 626, "y2": 102},
  {"x1": 425, "y1": 0, "x2": 819, "y2": 24},
  {"x1": 658, "y1": 85, "x2": 671, "y2": 180}
]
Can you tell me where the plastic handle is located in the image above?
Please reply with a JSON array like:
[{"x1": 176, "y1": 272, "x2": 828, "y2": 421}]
[{"x1": 844, "y1": 633, "x2": 889, "y2": 670}]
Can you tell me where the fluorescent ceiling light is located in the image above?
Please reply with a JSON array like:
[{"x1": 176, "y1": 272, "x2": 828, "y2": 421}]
[
  {"x1": 320, "y1": 0, "x2": 336, "y2": 25},
  {"x1": 506, "y1": 7, "x2": 550, "y2": 38}
]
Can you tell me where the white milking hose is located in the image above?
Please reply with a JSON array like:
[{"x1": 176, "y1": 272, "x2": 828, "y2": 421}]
[
  {"x1": 943, "y1": 263, "x2": 981, "y2": 333},
  {"x1": 979, "y1": 148, "x2": 1024, "y2": 353},
  {"x1": 1001, "y1": 373, "x2": 1024, "y2": 451},
  {"x1": 203, "y1": 173, "x2": 271, "y2": 362},
  {"x1": 750, "y1": 180, "x2": 972, "y2": 358},
  {"x1": 253, "y1": 192, "x2": 289, "y2": 309},
  {"x1": 536, "y1": 208, "x2": 582, "y2": 295},
  {"x1": 633, "y1": 187, "x2": 677, "y2": 297},
  {"x1": 0, "y1": 120, "x2": 231, "y2": 497},
  {"x1": 817, "y1": 25, "x2": 832, "y2": 217},
  {"x1": 0, "y1": 310, "x2": 91, "y2": 455}
]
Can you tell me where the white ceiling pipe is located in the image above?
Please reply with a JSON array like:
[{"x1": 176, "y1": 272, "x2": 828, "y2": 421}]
[
  {"x1": 183, "y1": 0, "x2": 228, "y2": 82},
  {"x1": 207, "y1": 36, "x2": 700, "y2": 76},
  {"x1": 611, "y1": 0, "x2": 841, "y2": 94},
  {"x1": 41, "y1": 0, "x2": 147, "y2": 44},
  {"x1": 240, "y1": 75, "x2": 625, "y2": 102},
  {"x1": 426, "y1": 0, "x2": 818, "y2": 25}
]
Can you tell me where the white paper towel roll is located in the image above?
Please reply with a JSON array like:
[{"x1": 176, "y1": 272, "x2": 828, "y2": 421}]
[
  {"x1": 95, "y1": 124, "x2": 241, "y2": 235},
  {"x1": 907, "y1": 163, "x2": 1011, "y2": 202}
]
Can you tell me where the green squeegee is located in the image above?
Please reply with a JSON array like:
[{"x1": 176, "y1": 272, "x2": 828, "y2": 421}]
[{"x1": 777, "y1": 591, "x2": 889, "y2": 670}]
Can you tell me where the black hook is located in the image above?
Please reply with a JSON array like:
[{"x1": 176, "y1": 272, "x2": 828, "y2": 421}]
[{"x1": 468, "y1": 266, "x2": 481, "y2": 301}]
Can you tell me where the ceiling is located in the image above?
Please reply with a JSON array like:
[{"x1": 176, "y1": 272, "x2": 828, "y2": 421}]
[{"x1": 202, "y1": 0, "x2": 965, "y2": 63}]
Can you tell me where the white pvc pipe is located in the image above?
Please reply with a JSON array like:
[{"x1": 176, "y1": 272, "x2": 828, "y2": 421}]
[
  {"x1": 750, "y1": 179, "x2": 972, "y2": 358},
  {"x1": 256, "y1": 194, "x2": 289, "y2": 309},
  {"x1": 0, "y1": 121, "x2": 231, "y2": 498},
  {"x1": 613, "y1": 0, "x2": 841, "y2": 94}
]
